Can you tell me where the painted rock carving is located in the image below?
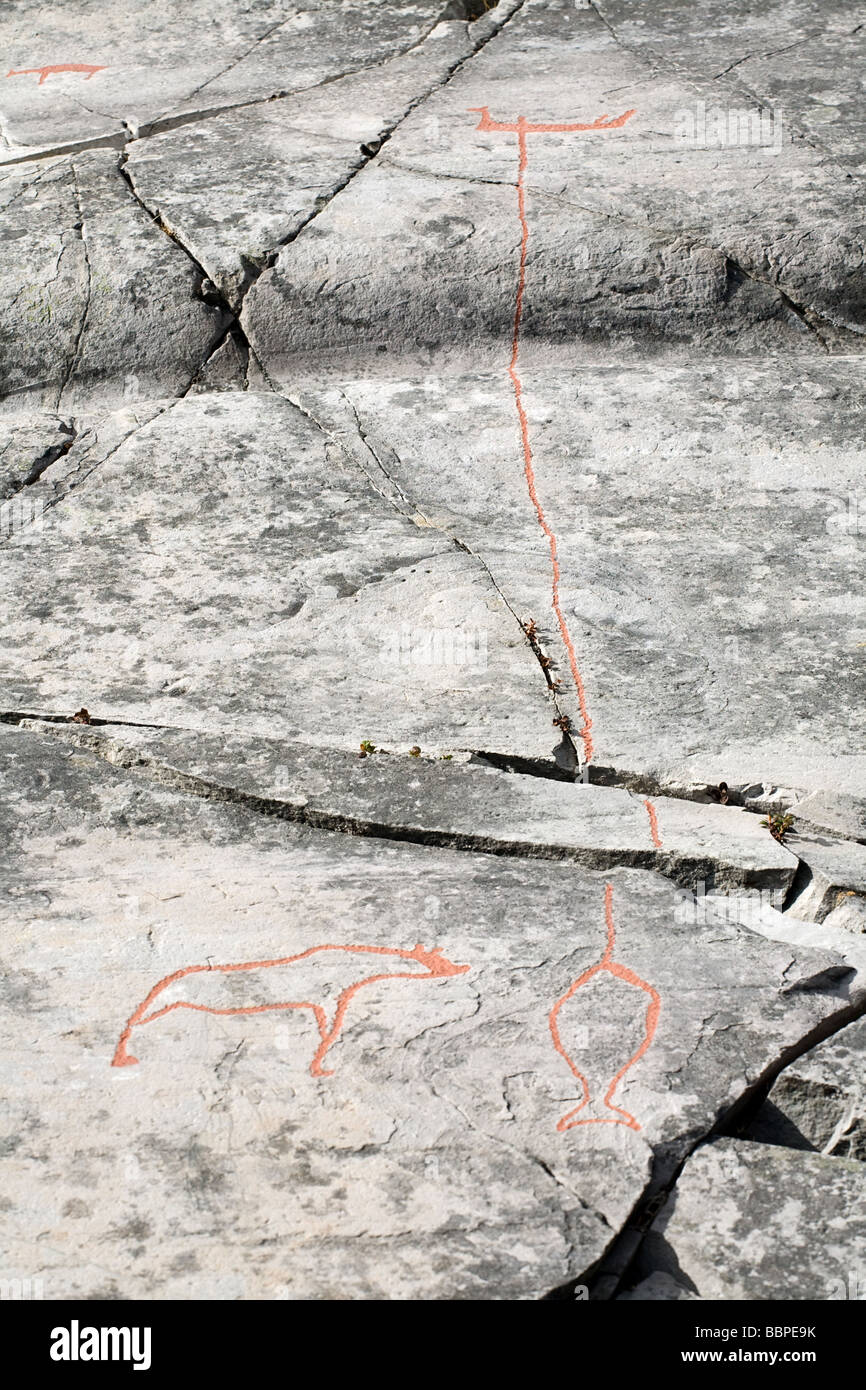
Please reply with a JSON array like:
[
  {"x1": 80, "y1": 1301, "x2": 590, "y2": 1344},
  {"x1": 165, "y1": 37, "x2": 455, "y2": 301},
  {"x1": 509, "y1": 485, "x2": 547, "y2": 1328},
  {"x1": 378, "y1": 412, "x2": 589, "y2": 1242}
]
[
  {"x1": 549, "y1": 884, "x2": 661, "y2": 1131},
  {"x1": 113, "y1": 941, "x2": 470, "y2": 1075}
]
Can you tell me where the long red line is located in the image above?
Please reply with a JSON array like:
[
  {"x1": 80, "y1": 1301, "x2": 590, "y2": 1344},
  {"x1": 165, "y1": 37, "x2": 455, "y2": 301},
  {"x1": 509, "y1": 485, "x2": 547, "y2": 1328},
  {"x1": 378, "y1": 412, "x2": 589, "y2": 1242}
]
[
  {"x1": 508, "y1": 119, "x2": 595, "y2": 762},
  {"x1": 473, "y1": 106, "x2": 635, "y2": 765},
  {"x1": 644, "y1": 798, "x2": 663, "y2": 848}
]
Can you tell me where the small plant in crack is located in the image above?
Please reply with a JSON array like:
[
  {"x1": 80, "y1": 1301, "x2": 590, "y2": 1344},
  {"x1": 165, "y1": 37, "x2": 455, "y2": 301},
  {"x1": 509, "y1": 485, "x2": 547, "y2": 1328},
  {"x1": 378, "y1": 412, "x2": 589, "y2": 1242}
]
[
  {"x1": 761, "y1": 810, "x2": 795, "y2": 844},
  {"x1": 834, "y1": 889, "x2": 866, "y2": 911},
  {"x1": 522, "y1": 616, "x2": 557, "y2": 682},
  {"x1": 359, "y1": 740, "x2": 376, "y2": 758},
  {"x1": 408, "y1": 745, "x2": 422, "y2": 758},
  {"x1": 553, "y1": 714, "x2": 572, "y2": 733},
  {"x1": 72, "y1": 707, "x2": 91, "y2": 725}
]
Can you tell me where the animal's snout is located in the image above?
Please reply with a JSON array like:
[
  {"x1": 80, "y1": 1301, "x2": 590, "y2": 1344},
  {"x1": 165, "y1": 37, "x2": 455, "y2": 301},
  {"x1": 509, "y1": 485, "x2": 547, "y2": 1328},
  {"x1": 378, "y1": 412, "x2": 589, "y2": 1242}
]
[{"x1": 414, "y1": 944, "x2": 470, "y2": 978}]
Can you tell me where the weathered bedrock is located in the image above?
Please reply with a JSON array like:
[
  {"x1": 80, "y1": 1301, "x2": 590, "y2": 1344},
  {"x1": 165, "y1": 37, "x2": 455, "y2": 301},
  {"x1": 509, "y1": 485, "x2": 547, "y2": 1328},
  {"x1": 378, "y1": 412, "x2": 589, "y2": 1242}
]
[{"x1": 1, "y1": 0, "x2": 864, "y2": 1299}]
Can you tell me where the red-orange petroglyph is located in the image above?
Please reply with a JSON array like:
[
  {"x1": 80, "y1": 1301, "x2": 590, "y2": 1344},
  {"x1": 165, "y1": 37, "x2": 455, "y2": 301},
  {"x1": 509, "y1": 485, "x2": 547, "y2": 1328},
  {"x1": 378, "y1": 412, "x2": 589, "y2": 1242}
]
[
  {"x1": 548, "y1": 884, "x2": 660, "y2": 1132},
  {"x1": 470, "y1": 106, "x2": 636, "y2": 764},
  {"x1": 112, "y1": 942, "x2": 470, "y2": 1075},
  {"x1": 644, "y1": 798, "x2": 663, "y2": 848},
  {"x1": 6, "y1": 64, "x2": 107, "y2": 85}
]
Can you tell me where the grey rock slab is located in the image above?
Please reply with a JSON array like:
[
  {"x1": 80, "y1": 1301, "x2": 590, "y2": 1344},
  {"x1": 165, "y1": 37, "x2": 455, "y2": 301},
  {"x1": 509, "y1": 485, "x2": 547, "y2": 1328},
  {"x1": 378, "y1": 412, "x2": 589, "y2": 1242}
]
[
  {"x1": 0, "y1": 151, "x2": 226, "y2": 411},
  {"x1": 288, "y1": 358, "x2": 866, "y2": 805},
  {"x1": 746, "y1": 1015, "x2": 866, "y2": 1160},
  {"x1": 123, "y1": 21, "x2": 479, "y2": 313},
  {"x1": 729, "y1": 901, "x2": 866, "y2": 1006},
  {"x1": 0, "y1": 0, "x2": 453, "y2": 159},
  {"x1": 159, "y1": 3, "x2": 487, "y2": 126},
  {"x1": 0, "y1": 402, "x2": 187, "y2": 556},
  {"x1": 0, "y1": 412, "x2": 76, "y2": 502},
  {"x1": 786, "y1": 834, "x2": 866, "y2": 923},
  {"x1": 0, "y1": 158, "x2": 90, "y2": 408},
  {"x1": 18, "y1": 720, "x2": 799, "y2": 895},
  {"x1": 790, "y1": 788, "x2": 866, "y2": 845},
  {"x1": 634, "y1": 1136, "x2": 866, "y2": 1300},
  {"x1": 823, "y1": 897, "x2": 866, "y2": 936},
  {"x1": 0, "y1": 722, "x2": 856, "y2": 1297},
  {"x1": 592, "y1": 0, "x2": 866, "y2": 172},
  {"x1": 188, "y1": 330, "x2": 249, "y2": 395},
  {"x1": 0, "y1": 390, "x2": 563, "y2": 761},
  {"x1": 246, "y1": 0, "x2": 866, "y2": 374}
]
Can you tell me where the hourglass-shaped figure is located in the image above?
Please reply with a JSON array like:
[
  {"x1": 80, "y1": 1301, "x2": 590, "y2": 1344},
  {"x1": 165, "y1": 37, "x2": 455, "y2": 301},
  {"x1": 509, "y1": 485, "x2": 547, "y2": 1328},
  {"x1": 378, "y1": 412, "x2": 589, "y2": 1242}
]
[{"x1": 549, "y1": 884, "x2": 661, "y2": 1131}]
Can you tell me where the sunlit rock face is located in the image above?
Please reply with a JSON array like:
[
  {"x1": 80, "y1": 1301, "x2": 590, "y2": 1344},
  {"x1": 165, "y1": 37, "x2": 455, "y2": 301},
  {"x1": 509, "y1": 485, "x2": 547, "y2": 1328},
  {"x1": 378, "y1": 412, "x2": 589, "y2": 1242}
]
[{"x1": 0, "y1": 0, "x2": 864, "y2": 1301}]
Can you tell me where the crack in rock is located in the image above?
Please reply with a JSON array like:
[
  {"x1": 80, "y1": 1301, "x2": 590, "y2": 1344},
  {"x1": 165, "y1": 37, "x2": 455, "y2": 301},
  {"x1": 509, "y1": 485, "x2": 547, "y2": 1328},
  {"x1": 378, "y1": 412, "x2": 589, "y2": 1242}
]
[{"x1": 53, "y1": 161, "x2": 92, "y2": 411}]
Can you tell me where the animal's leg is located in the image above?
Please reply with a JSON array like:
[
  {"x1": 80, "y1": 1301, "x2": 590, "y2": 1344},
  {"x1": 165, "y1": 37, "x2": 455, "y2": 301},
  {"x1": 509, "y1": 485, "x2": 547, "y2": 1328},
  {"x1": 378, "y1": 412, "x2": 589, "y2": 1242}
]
[
  {"x1": 310, "y1": 993, "x2": 347, "y2": 1077},
  {"x1": 310, "y1": 976, "x2": 383, "y2": 1077}
]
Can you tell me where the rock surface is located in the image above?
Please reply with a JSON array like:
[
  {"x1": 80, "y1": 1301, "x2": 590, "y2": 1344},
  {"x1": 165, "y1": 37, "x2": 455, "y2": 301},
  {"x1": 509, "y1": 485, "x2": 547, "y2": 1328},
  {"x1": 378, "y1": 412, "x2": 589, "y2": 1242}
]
[
  {"x1": 0, "y1": 391, "x2": 565, "y2": 759},
  {"x1": 0, "y1": 153, "x2": 226, "y2": 411},
  {"x1": 823, "y1": 897, "x2": 866, "y2": 936},
  {"x1": 288, "y1": 362, "x2": 866, "y2": 799},
  {"x1": 786, "y1": 834, "x2": 866, "y2": 923},
  {"x1": 746, "y1": 1015, "x2": 866, "y2": 1160},
  {"x1": 0, "y1": 1, "x2": 459, "y2": 157},
  {"x1": 0, "y1": 0, "x2": 865, "y2": 1302},
  {"x1": 791, "y1": 789, "x2": 866, "y2": 845},
  {"x1": 736, "y1": 899, "x2": 866, "y2": 1005},
  {"x1": 21, "y1": 719, "x2": 799, "y2": 893},
  {"x1": 244, "y1": 1, "x2": 866, "y2": 368},
  {"x1": 122, "y1": 23, "x2": 482, "y2": 314},
  {"x1": 0, "y1": 722, "x2": 857, "y2": 1298},
  {"x1": 592, "y1": 0, "x2": 866, "y2": 172},
  {"x1": 630, "y1": 1137, "x2": 866, "y2": 1301}
]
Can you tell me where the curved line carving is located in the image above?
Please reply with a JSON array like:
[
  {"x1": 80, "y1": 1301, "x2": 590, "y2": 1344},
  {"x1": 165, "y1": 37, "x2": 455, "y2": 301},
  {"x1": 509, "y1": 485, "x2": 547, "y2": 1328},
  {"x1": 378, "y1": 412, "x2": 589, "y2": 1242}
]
[
  {"x1": 548, "y1": 884, "x2": 660, "y2": 1131},
  {"x1": 112, "y1": 942, "x2": 470, "y2": 1076}
]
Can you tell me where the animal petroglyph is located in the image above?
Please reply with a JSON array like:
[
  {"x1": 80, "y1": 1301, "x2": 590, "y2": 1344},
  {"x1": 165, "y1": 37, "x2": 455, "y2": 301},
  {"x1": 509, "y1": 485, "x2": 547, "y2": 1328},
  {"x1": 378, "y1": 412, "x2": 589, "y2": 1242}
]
[{"x1": 113, "y1": 941, "x2": 470, "y2": 1075}]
